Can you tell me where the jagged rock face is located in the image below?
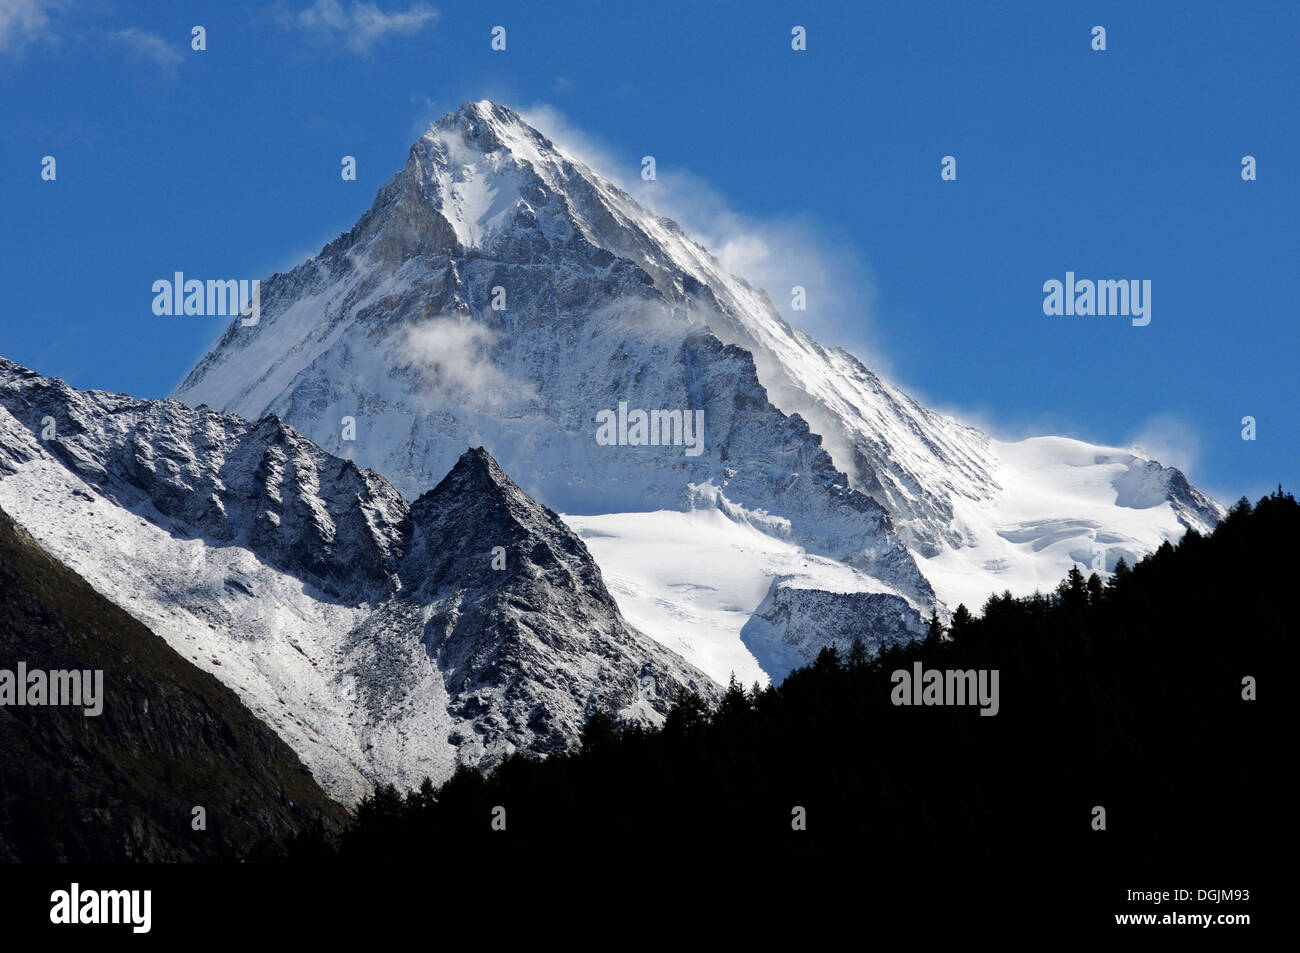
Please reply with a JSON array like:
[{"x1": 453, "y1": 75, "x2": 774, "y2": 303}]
[
  {"x1": 393, "y1": 448, "x2": 714, "y2": 760},
  {"x1": 173, "y1": 101, "x2": 1221, "y2": 680},
  {"x1": 0, "y1": 361, "x2": 409, "y2": 602},
  {"x1": 741, "y1": 581, "x2": 926, "y2": 679},
  {"x1": 0, "y1": 358, "x2": 717, "y2": 804}
]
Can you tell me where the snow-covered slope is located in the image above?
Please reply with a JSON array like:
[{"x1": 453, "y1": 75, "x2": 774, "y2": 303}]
[
  {"x1": 565, "y1": 509, "x2": 922, "y2": 686},
  {"x1": 0, "y1": 357, "x2": 716, "y2": 803},
  {"x1": 915, "y1": 436, "x2": 1223, "y2": 611},
  {"x1": 174, "y1": 101, "x2": 1222, "y2": 680}
]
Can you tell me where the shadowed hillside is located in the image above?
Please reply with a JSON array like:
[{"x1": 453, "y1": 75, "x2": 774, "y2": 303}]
[{"x1": 0, "y1": 506, "x2": 346, "y2": 861}]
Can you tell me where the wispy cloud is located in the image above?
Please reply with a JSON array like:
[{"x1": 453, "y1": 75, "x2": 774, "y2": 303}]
[
  {"x1": 0, "y1": 0, "x2": 63, "y2": 57},
  {"x1": 395, "y1": 316, "x2": 535, "y2": 410},
  {"x1": 109, "y1": 27, "x2": 182, "y2": 71},
  {"x1": 1128, "y1": 413, "x2": 1202, "y2": 475},
  {"x1": 517, "y1": 103, "x2": 892, "y2": 377},
  {"x1": 275, "y1": 0, "x2": 438, "y2": 55}
]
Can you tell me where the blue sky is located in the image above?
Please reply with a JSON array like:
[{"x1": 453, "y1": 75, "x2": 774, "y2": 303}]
[{"x1": 1, "y1": 0, "x2": 1295, "y2": 503}]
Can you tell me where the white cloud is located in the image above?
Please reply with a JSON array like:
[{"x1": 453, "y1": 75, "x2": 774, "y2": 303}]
[
  {"x1": 0, "y1": 0, "x2": 62, "y2": 56},
  {"x1": 278, "y1": 0, "x2": 438, "y2": 55},
  {"x1": 1128, "y1": 413, "x2": 1202, "y2": 474},
  {"x1": 110, "y1": 27, "x2": 182, "y2": 70},
  {"x1": 395, "y1": 317, "x2": 534, "y2": 410}
]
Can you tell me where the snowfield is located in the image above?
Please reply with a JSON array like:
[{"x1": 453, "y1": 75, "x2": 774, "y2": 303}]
[
  {"x1": 917, "y1": 437, "x2": 1204, "y2": 611},
  {"x1": 565, "y1": 507, "x2": 920, "y2": 686}
]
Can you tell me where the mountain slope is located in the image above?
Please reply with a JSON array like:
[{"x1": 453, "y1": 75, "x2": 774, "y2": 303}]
[
  {"x1": 0, "y1": 503, "x2": 346, "y2": 861},
  {"x1": 173, "y1": 101, "x2": 1222, "y2": 681},
  {"x1": 0, "y1": 357, "x2": 716, "y2": 803}
]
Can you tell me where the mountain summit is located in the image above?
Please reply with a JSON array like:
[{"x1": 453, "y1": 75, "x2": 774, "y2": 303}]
[{"x1": 174, "y1": 101, "x2": 1222, "y2": 684}]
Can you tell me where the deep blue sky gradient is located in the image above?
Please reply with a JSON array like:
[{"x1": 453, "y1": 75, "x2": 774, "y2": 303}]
[{"x1": 1, "y1": 0, "x2": 1295, "y2": 502}]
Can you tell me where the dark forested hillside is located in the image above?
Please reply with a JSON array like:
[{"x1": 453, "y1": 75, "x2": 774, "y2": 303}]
[
  {"x1": 0, "y1": 506, "x2": 346, "y2": 861},
  {"x1": 293, "y1": 490, "x2": 1287, "y2": 877}
]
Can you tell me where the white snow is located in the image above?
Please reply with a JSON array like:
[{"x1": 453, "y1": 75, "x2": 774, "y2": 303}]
[
  {"x1": 917, "y1": 437, "x2": 1187, "y2": 611},
  {"x1": 435, "y1": 128, "x2": 526, "y2": 249},
  {"x1": 564, "y1": 507, "x2": 916, "y2": 687}
]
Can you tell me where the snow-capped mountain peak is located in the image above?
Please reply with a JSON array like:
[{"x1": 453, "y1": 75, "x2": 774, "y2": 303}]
[{"x1": 173, "y1": 101, "x2": 1222, "y2": 684}]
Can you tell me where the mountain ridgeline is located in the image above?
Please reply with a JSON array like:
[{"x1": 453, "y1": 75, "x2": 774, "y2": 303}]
[{"x1": 0, "y1": 358, "x2": 717, "y2": 805}]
